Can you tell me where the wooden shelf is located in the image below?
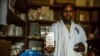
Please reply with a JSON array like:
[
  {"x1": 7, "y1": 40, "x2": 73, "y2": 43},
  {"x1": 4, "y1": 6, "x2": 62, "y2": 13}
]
[
  {"x1": 30, "y1": 4, "x2": 100, "y2": 11},
  {"x1": 0, "y1": 36, "x2": 24, "y2": 40},
  {"x1": 28, "y1": 20, "x2": 57, "y2": 25},
  {"x1": 28, "y1": 38, "x2": 44, "y2": 42},
  {"x1": 7, "y1": 9, "x2": 26, "y2": 26},
  {"x1": 76, "y1": 21, "x2": 97, "y2": 24},
  {"x1": 30, "y1": 4, "x2": 62, "y2": 11},
  {"x1": 0, "y1": 24, "x2": 6, "y2": 26},
  {"x1": 76, "y1": 6, "x2": 100, "y2": 11}
]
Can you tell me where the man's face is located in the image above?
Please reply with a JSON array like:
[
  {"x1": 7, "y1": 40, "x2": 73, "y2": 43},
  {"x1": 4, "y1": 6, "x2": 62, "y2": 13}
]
[{"x1": 62, "y1": 5, "x2": 74, "y2": 22}]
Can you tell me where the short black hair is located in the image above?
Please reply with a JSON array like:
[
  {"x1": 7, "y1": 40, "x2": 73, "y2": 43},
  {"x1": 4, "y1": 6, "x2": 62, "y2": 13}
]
[{"x1": 61, "y1": 3, "x2": 76, "y2": 11}]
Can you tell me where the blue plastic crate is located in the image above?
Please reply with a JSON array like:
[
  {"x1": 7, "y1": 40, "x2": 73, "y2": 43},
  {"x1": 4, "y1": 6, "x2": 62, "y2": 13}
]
[{"x1": 19, "y1": 50, "x2": 41, "y2": 56}]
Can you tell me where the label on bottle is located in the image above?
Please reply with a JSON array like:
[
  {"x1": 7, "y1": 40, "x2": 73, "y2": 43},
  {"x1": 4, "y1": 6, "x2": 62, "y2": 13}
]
[{"x1": 46, "y1": 32, "x2": 54, "y2": 47}]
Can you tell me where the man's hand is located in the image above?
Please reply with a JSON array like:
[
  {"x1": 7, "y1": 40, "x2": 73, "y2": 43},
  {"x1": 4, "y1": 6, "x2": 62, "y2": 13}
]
[
  {"x1": 74, "y1": 42, "x2": 85, "y2": 52},
  {"x1": 44, "y1": 42, "x2": 54, "y2": 53}
]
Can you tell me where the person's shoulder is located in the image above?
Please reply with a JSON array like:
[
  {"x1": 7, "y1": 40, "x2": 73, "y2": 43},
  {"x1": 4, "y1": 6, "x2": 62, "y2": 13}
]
[
  {"x1": 75, "y1": 23, "x2": 84, "y2": 31},
  {"x1": 75, "y1": 24, "x2": 82, "y2": 28},
  {"x1": 74, "y1": 23, "x2": 86, "y2": 34},
  {"x1": 51, "y1": 20, "x2": 61, "y2": 27},
  {"x1": 49, "y1": 20, "x2": 61, "y2": 31}
]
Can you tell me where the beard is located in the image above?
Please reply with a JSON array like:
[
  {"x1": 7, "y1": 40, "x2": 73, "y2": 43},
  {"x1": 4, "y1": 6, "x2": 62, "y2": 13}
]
[{"x1": 62, "y1": 17, "x2": 71, "y2": 24}]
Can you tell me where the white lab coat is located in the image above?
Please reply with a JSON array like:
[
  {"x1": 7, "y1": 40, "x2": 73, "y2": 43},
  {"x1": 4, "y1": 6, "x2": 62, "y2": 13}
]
[{"x1": 49, "y1": 20, "x2": 87, "y2": 56}]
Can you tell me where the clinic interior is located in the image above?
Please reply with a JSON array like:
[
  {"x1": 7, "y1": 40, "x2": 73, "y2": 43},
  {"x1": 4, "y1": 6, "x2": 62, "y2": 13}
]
[{"x1": 0, "y1": 0, "x2": 100, "y2": 56}]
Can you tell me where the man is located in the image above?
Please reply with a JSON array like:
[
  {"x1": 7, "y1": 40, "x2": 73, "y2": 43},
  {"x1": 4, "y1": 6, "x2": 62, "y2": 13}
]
[{"x1": 45, "y1": 3, "x2": 87, "y2": 56}]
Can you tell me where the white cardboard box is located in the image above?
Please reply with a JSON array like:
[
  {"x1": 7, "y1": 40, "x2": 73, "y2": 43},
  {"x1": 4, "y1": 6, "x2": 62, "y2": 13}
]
[{"x1": 46, "y1": 32, "x2": 54, "y2": 47}]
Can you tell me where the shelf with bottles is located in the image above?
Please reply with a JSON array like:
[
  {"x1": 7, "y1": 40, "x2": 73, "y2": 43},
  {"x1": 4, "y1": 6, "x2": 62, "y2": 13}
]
[
  {"x1": 75, "y1": 6, "x2": 99, "y2": 40},
  {"x1": 4, "y1": 24, "x2": 24, "y2": 36},
  {"x1": 27, "y1": 22, "x2": 51, "y2": 54},
  {"x1": 10, "y1": 42, "x2": 25, "y2": 56},
  {"x1": 0, "y1": 24, "x2": 27, "y2": 50},
  {"x1": 28, "y1": 4, "x2": 100, "y2": 25},
  {"x1": 30, "y1": 3, "x2": 100, "y2": 11},
  {"x1": 75, "y1": 9, "x2": 99, "y2": 23},
  {"x1": 0, "y1": 25, "x2": 26, "y2": 50},
  {"x1": 7, "y1": 0, "x2": 27, "y2": 38},
  {"x1": 28, "y1": 22, "x2": 51, "y2": 39},
  {"x1": 27, "y1": 35, "x2": 44, "y2": 55},
  {"x1": 27, "y1": 4, "x2": 61, "y2": 24},
  {"x1": 27, "y1": 39, "x2": 44, "y2": 53},
  {"x1": 0, "y1": 38, "x2": 25, "y2": 56}
]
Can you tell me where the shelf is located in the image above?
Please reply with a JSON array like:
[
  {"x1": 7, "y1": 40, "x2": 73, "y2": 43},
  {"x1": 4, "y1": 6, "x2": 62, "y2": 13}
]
[
  {"x1": 28, "y1": 20, "x2": 57, "y2": 25},
  {"x1": 28, "y1": 38, "x2": 44, "y2": 42},
  {"x1": 0, "y1": 24, "x2": 6, "y2": 26},
  {"x1": 0, "y1": 36, "x2": 24, "y2": 40},
  {"x1": 76, "y1": 21, "x2": 97, "y2": 24},
  {"x1": 76, "y1": 6, "x2": 100, "y2": 11},
  {"x1": 7, "y1": 9, "x2": 26, "y2": 26},
  {"x1": 30, "y1": 4, "x2": 100, "y2": 11},
  {"x1": 87, "y1": 38, "x2": 100, "y2": 47},
  {"x1": 30, "y1": 4, "x2": 62, "y2": 11}
]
